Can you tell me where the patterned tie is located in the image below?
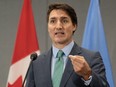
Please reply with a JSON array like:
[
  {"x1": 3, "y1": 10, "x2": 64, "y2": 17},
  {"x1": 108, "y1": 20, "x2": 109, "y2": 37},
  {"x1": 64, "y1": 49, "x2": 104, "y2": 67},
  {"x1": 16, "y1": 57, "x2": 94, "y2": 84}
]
[{"x1": 52, "y1": 50, "x2": 64, "y2": 87}]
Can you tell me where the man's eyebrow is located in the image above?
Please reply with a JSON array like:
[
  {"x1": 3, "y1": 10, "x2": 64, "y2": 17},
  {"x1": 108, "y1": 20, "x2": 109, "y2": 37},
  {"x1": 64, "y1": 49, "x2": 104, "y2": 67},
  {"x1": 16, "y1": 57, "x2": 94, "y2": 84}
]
[
  {"x1": 61, "y1": 16, "x2": 68, "y2": 18},
  {"x1": 49, "y1": 16, "x2": 69, "y2": 20},
  {"x1": 49, "y1": 17, "x2": 56, "y2": 19},
  {"x1": 60, "y1": 17, "x2": 69, "y2": 19}
]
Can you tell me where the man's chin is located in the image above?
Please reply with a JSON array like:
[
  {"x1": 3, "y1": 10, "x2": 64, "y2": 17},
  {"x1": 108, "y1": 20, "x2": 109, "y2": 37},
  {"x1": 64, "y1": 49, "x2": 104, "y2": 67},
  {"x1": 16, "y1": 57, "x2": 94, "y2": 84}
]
[
  {"x1": 55, "y1": 40, "x2": 67, "y2": 45},
  {"x1": 54, "y1": 40, "x2": 63, "y2": 44}
]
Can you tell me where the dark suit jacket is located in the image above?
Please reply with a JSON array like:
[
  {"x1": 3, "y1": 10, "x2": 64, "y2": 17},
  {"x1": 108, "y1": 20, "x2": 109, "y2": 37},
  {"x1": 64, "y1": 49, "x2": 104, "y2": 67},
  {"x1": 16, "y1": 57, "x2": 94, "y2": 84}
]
[{"x1": 26, "y1": 43, "x2": 109, "y2": 87}]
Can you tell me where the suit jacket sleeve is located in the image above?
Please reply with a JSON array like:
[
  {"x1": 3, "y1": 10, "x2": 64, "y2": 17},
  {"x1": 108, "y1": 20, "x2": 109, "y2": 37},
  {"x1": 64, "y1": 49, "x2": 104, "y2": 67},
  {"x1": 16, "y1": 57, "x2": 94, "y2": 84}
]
[{"x1": 87, "y1": 51, "x2": 110, "y2": 87}]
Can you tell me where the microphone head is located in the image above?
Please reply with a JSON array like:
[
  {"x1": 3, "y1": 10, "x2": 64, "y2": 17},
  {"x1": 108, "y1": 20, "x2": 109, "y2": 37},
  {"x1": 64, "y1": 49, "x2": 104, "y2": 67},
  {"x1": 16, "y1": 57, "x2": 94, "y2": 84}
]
[{"x1": 30, "y1": 53, "x2": 37, "y2": 61}]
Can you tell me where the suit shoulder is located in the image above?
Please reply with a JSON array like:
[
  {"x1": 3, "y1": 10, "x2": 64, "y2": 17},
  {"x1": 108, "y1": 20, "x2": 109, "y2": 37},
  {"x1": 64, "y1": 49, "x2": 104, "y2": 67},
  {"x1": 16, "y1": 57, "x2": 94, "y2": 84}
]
[
  {"x1": 80, "y1": 47, "x2": 100, "y2": 56},
  {"x1": 79, "y1": 47, "x2": 102, "y2": 63},
  {"x1": 33, "y1": 49, "x2": 51, "y2": 63}
]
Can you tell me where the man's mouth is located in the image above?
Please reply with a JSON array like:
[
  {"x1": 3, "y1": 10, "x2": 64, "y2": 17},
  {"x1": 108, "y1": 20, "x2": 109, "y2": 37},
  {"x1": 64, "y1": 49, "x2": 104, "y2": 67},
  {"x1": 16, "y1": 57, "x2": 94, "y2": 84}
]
[{"x1": 55, "y1": 32, "x2": 64, "y2": 35}]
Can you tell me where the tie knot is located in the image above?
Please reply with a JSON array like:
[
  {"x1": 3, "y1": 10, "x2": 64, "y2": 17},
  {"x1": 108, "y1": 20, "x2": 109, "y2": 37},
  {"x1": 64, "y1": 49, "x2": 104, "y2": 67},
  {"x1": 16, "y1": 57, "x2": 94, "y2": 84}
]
[{"x1": 56, "y1": 50, "x2": 64, "y2": 58}]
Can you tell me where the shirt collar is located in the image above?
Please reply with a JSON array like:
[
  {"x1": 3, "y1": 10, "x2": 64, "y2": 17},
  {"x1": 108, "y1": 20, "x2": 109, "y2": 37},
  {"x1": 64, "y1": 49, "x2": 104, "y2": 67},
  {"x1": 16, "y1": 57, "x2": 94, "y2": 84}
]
[{"x1": 52, "y1": 41, "x2": 74, "y2": 58}]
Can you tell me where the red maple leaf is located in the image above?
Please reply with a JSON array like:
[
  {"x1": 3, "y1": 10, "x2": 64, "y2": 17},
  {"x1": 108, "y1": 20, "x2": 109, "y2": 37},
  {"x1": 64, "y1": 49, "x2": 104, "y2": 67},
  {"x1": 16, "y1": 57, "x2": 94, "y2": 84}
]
[{"x1": 8, "y1": 76, "x2": 22, "y2": 87}]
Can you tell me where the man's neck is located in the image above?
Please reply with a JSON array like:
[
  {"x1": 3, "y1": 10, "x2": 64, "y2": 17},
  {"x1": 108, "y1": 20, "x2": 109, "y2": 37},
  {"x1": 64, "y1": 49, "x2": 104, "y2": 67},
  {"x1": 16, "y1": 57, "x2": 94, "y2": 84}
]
[{"x1": 53, "y1": 40, "x2": 74, "y2": 49}]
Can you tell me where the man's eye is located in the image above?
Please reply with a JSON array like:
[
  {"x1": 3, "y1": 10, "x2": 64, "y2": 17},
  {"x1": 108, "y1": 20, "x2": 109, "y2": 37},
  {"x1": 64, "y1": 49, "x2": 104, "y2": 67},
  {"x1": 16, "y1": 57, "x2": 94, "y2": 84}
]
[
  {"x1": 49, "y1": 20, "x2": 55, "y2": 24},
  {"x1": 62, "y1": 20, "x2": 68, "y2": 24}
]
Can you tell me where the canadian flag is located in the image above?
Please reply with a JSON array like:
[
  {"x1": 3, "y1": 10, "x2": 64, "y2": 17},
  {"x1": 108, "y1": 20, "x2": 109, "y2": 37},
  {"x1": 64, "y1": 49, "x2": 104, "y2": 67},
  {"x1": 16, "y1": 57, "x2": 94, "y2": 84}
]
[{"x1": 6, "y1": 0, "x2": 40, "y2": 87}]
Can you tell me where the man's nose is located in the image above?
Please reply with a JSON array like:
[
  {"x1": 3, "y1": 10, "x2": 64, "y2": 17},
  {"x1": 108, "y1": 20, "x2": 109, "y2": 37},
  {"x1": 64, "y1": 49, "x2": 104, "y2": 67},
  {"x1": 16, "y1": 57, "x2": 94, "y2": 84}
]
[{"x1": 56, "y1": 21, "x2": 62, "y2": 29}]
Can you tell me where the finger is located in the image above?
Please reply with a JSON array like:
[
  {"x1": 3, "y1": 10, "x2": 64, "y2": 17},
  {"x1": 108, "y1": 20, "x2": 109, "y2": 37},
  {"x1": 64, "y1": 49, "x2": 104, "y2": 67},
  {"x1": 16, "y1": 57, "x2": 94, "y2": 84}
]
[
  {"x1": 69, "y1": 55, "x2": 89, "y2": 71},
  {"x1": 69, "y1": 57, "x2": 84, "y2": 70},
  {"x1": 72, "y1": 62, "x2": 85, "y2": 76},
  {"x1": 71, "y1": 60, "x2": 84, "y2": 69},
  {"x1": 69, "y1": 55, "x2": 76, "y2": 60},
  {"x1": 69, "y1": 55, "x2": 85, "y2": 64}
]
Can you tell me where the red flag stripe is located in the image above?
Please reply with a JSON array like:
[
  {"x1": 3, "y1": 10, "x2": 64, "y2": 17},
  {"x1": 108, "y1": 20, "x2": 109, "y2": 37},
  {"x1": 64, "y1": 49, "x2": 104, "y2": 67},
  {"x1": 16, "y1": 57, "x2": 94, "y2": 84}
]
[{"x1": 12, "y1": 0, "x2": 39, "y2": 64}]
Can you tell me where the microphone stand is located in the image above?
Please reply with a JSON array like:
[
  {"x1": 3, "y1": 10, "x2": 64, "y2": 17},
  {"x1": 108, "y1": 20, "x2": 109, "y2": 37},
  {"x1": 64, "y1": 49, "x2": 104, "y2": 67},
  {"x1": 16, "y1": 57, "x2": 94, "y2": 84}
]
[{"x1": 22, "y1": 53, "x2": 37, "y2": 87}]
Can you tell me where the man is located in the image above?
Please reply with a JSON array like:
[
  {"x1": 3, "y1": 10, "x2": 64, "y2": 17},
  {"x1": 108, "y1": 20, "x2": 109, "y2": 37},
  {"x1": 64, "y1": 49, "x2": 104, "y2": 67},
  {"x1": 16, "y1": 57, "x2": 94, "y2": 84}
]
[{"x1": 26, "y1": 3, "x2": 109, "y2": 87}]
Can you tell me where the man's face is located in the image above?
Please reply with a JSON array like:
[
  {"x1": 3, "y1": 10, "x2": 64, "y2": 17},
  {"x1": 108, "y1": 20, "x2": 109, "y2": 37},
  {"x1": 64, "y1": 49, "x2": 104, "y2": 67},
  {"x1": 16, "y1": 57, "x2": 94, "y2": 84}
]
[{"x1": 48, "y1": 9, "x2": 76, "y2": 46}]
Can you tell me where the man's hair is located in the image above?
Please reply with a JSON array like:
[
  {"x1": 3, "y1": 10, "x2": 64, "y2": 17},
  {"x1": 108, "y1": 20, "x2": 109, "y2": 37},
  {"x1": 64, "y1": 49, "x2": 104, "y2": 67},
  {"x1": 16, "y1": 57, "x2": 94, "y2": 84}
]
[{"x1": 47, "y1": 3, "x2": 78, "y2": 27}]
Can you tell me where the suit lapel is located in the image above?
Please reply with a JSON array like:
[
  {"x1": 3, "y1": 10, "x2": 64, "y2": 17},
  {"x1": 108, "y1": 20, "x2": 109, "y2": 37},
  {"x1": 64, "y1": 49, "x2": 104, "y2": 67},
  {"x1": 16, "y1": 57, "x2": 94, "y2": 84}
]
[
  {"x1": 60, "y1": 43, "x2": 82, "y2": 87},
  {"x1": 40, "y1": 48, "x2": 53, "y2": 87},
  {"x1": 60, "y1": 59, "x2": 73, "y2": 87}
]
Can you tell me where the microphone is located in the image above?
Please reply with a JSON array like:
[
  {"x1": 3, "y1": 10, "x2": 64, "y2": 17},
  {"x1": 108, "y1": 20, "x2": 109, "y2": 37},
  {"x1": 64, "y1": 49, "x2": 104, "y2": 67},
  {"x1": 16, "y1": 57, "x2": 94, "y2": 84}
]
[
  {"x1": 22, "y1": 53, "x2": 38, "y2": 87},
  {"x1": 30, "y1": 53, "x2": 38, "y2": 61}
]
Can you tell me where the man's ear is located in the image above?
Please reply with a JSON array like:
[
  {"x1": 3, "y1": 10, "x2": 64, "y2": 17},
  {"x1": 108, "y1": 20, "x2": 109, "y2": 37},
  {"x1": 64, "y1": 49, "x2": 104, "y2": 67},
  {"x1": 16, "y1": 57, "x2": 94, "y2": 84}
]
[{"x1": 73, "y1": 24, "x2": 77, "y2": 31}]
